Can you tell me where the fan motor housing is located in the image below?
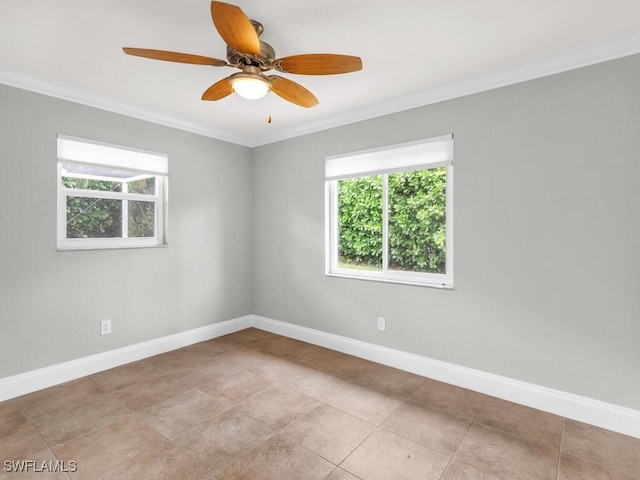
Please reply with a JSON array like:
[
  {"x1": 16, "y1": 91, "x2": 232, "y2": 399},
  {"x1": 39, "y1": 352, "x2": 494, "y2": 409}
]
[{"x1": 226, "y1": 40, "x2": 275, "y2": 70}]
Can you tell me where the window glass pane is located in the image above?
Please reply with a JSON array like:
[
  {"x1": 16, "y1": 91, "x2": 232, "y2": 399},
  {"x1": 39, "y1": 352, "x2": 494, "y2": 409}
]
[
  {"x1": 337, "y1": 176, "x2": 383, "y2": 271},
  {"x1": 66, "y1": 196, "x2": 122, "y2": 238},
  {"x1": 128, "y1": 200, "x2": 155, "y2": 238},
  {"x1": 61, "y1": 162, "x2": 142, "y2": 182},
  {"x1": 388, "y1": 168, "x2": 447, "y2": 274},
  {"x1": 61, "y1": 176, "x2": 122, "y2": 192},
  {"x1": 127, "y1": 177, "x2": 156, "y2": 195}
]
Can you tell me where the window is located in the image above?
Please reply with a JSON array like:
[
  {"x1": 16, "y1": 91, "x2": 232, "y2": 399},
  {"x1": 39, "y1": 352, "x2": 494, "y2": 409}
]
[
  {"x1": 325, "y1": 135, "x2": 453, "y2": 288},
  {"x1": 57, "y1": 135, "x2": 168, "y2": 250}
]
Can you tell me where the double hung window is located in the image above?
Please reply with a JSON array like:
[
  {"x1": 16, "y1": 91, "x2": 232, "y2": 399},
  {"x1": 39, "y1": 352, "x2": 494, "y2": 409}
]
[
  {"x1": 56, "y1": 135, "x2": 168, "y2": 250},
  {"x1": 325, "y1": 135, "x2": 453, "y2": 288}
]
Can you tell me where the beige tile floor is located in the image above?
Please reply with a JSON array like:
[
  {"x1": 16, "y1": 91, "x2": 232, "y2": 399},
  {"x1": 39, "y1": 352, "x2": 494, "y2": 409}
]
[{"x1": 1, "y1": 328, "x2": 639, "y2": 479}]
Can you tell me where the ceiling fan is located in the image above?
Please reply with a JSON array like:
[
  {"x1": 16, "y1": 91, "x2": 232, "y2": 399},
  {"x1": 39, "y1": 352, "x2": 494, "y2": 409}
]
[{"x1": 123, "y1": 1, "x2": 362, "y2": 109}]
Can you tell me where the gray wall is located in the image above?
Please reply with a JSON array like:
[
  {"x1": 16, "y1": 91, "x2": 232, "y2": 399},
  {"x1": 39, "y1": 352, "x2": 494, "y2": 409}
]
[
  {"x1": 2, "y1": 54, "x2": 639, "y2": 411},
  {"x1": 0, "y1": 85, "x2": 253, "y2": 378},
  {"x1": 252, "y1": 54, "x2": 640, "y2": 409}
]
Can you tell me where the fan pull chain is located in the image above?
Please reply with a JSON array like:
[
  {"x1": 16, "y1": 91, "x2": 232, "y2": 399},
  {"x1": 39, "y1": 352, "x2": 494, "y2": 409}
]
[{"x1": 267, "y1": 92, "x2": 272, "y2": 124}]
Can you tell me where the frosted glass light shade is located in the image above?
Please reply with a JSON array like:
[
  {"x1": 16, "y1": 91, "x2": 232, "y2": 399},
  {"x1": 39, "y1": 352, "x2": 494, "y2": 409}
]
[{"x1": 232, "y1": 76, "x2": 270, "y2": 100}]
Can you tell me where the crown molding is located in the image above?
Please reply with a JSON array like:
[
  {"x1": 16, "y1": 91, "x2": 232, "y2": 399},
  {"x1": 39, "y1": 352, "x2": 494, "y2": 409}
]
[
  {"x1": 3, "y1": 34, "x2": 640, "y2": 148},
  {"x1": 249, "y1": 34, "x2": 640, "y2": 146},
  {"x1": 0, "y1": 65, "x2": 252, "y2": 147}
]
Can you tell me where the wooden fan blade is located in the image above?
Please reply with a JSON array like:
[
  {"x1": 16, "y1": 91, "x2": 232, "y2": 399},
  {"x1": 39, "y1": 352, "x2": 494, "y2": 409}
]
[
  {"x1": 210, "y1": 1, "x2": 260, "y2": 55},
  {"x1": 123, "y1": 47, "x2": 228, "y2": 66},
  {"x1": 274, "y1": 54, "x2": 362, "y2": 75},
  {"x1": 269, "y1": 76, "x2": 318, "y2": 108},
  {"x1": 202, "y1": 78, "x2": 233, "y2": 101}
]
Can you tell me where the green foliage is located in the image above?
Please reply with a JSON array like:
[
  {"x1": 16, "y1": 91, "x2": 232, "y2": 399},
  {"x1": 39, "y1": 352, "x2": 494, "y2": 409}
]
[
  {"x1": 388, "y1": 169, "x2": 446, "y2": 273},
  {"x1": 338, "y1": 176, "x2": 383, "y2": 269},
  {"x1": 62, "y1": 176, "x2": 121, "y2": 192},
  {"x1": 128, "y1": 200, "x2": 155, "y2": 238},
  {"x1": 64, "y1": 177, "x2": 123, "y2": 238},
  {"x1": 337, "y1": 168, "x2": 447, "y2": 274},
  {"x1": 66, "y1": 196, "x2": 122, "y2": 239},
  {"x1": 126, "y1": 178, "x2": 156, "y2": 238},
  {"x1": 128, "y1": 178, "x2": 155, "y2": 195}
]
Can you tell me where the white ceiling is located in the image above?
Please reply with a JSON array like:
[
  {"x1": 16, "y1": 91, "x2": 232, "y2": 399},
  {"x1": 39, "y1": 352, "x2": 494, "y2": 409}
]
[{"x1": 2, "y1": 1, "x2": 640, "y2": 147}]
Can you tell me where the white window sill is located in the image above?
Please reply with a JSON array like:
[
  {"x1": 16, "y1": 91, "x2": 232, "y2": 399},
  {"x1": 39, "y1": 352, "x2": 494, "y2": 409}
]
[
  {"x1": 57, "y1": 243, "x2": 168, "y2": 252},
  {"x1": 326, "y1": 271, "x2": 453, "y2": 289}
]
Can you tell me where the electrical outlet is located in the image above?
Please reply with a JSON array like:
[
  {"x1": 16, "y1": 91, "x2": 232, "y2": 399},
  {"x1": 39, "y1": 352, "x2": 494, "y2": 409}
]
[
  {"x1": 377, "y1": 316, "x2": 386, "y2": 331},
  {"x1": 100, "y1": 319, "x2": 112, "y2": 335}
]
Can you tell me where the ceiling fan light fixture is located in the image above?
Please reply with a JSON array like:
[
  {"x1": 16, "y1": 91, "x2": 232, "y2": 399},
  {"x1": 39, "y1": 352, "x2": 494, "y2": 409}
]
[
  {"x1": 229, "y1": 71, "x2": 271, "y2": 100},
  {"x1": 123, "y1": 2, "x2": 362, "y2": 108}
]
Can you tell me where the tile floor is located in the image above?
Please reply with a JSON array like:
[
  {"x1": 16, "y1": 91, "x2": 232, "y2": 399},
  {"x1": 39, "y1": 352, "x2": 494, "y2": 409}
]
[{"x1": 1, "y1": 328, "x2": 639, "y2": 479}]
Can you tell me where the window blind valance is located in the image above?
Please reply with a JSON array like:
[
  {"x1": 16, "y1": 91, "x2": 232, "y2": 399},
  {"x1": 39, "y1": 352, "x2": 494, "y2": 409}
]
[
  {"x1": 57, "y1": 135, "x2": 168, "y2": 175},
  {"x1": 325, "y1": 134, "x2": 453, "y2": 181}
]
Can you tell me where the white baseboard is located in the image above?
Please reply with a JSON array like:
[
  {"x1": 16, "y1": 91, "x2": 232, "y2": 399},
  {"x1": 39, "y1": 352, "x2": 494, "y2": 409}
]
[
  {"x1": 2, "y1": 313, "x2": 639, "y2": 440},
  {"x1": 0, "y1": 316, "x2": 252, "y2": 402},
  {"x1": 249, "y1": 314, "x2": 640, "y2": 440}
]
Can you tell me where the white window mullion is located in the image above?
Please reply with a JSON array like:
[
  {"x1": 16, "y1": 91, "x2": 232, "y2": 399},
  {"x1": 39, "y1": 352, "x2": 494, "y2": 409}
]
[
  {"x1": 155, "y1": 176, "x2": 164, "y2": 244},
  {"x1": 60, "y1": 188, "x2": 153, "y2": 203},
  {"x1": 331, "y1": 181, "x2": 339, "y2": 271},
  {"x1": 57, "y1": 163, "x2": 67, "y2": 247},
  {"x1": 122, "y1": 182, "x2": 129, "y2": 239},
  {"x1": 154, "y1": 183, "x2": 161, "y2": 245},
  {"x1": 445, "y1": 166, "x2": 454, "y2": 282},
  {"x1": 382, "y1": 174, "x2": 389, "y2": 272}
]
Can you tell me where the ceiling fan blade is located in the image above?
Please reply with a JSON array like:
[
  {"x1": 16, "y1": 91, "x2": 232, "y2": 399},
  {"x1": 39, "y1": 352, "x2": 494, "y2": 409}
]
[
  {"x1": 202, "y1": 77, "x2": 233, "y2": 101},
  {"x1": 123, "y1": 47, "x2": 228, "y2": 66},
  {"x1": 269, "y1": 76, "x2": 318, "y2": 108},
  {"x1": 210, "y1": 1, "x2": 260, "y2": 56},
  {"x1": 274, "y1": 54, "x2": 363, "y2": 75}
]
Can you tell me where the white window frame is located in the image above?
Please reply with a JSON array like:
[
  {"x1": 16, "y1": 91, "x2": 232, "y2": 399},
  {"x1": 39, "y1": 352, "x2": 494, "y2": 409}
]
[
  {"x1": 325, "y1": 134, "x2": 454, "y2": 288},
  {"x1": 56, "y1": 135, "x2": 168, "y2": 250}
]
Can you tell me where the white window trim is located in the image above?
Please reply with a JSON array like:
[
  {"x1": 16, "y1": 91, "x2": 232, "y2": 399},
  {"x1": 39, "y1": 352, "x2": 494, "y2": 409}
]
[
  {"x1": 325, "y1": 135, "x2": 454, "y2": 289},
  {"x1": 56, "y1": 135, "x2": 168, "y2": 251}
]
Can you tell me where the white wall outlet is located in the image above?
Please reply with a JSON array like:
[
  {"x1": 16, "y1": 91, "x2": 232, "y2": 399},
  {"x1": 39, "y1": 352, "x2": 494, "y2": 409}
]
[
  {"x1": 377, "y1": 316, "x2": 386, "y2": 331},
  {"x1": 100, "y1": 319, "x2": 112, "y2": 336}
]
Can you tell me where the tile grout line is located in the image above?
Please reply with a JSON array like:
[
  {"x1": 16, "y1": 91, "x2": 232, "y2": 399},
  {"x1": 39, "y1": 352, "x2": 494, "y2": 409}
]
[
  {"x1": 437, "y1": 395, "x2": 489, "y2": 480},
  {"x1": 94, "y1": 436, "x2": 174, "y2": 479},
  {"x1": 205, "y1": 429, "x2": 281, "y2": 478},
  {"x1": 12, "y1": 399, "x2": 73, "y2": 479},
  {"x1": 26, "y1": 374, "x2": 198, "y2": 478},
  {"x1": 55, "y1": 409, "x2": 166, "y2": 478},
  {"x1": 335, "y1": 422, "x2": 380, "y2": 476},
  {"x1": 170, "y1": 336, "x2": 330, "y2": 476},
  {"x1": 95, "y1": 364, "x2": 233, "y2": 479},
  {"x1": 15, "y1": 330, "x2": 612, "y2": 480},
  {"x1": 165, "y1": 405, "x2": 258, "y2": 479},
  {"x1": 375, "y1": 397, "x2": 458, "y2": 457},
  {"x1": 11, "y1": 334, "x2": 375, "y2": 479},
  {"x1": 195, "y1": 354, "x2": 338, "y2": 476},
  {"x1": 220, "y1": 332, "x2": 457, "y2": 479},
  {"x1": 278, "y1": 347, "x2": 395, "y2": 479}
]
